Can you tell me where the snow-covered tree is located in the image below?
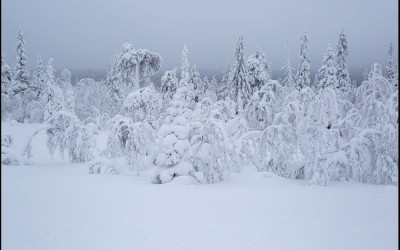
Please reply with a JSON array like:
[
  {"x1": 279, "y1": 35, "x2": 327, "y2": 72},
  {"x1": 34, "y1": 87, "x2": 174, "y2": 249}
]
[
  {"x1": 205, "y1": 76, "x2": 218, "y2": 102},
  {"x1": 160, "y1": 68, "x2": 179, "y2": 104},
  {"x1": 336, "y1": 30, "x2": 351, "y2": 92},
  {"x1": 295, "y1": 32, "x2": 311, "y2": 90},
  {"x1": 227, "y1": 35, "x2": 251, "y2": 115},
  {"x1": 44, "y1": 59, "x2": 65, "y2": 121},
  {"x1": 317, "y1": 46, "x2": 339, "y2": 89},
  {"x1": 307, "y1": 87, "x2": 338, "y2": 130},
  {"x1": 106, "y1": 116, "x2": 155, "y2": 173},
  {"x1": 151, "y1": 87, "x2": 195, "y2": 184},
  {"x1": 46, "y1": 111, "x2": 80, "y2": 158},
  {"x1": 32, "y1": 55, "x2": 46, "y2": 99},
  {"x1": 281, "y1": 57, "x2": 296, "y2": 89},
  {"x1": 65, "y1": 124, "x2": 96, "y2": 163},
  {"x1": 74, "y1": 78, "x2": 113, "y2": 125},
  {"x1": 1, "y1": 55, "x2": 12, "y2": 120},
  {"x1": 116, "y1": 43, "x2": 162, "y2": 90},
  {"x1": 247, "y1": 49, "x2": 270, "y2": 92},
  {"x1": 190, "y1": 118, "x2": 233, "y2": 183},
  {"x1": 57, "y1": 69, "x2": 75, "y2": 114},
  {"x1": 385, "y1": 42, "x2": 398, "y2": 86},
  {"x1": 105, "y1": 56, "x2": 123, "y2": 106},
  {"x1": 189, "y1": 64, "x2": 203, "y2": 102},
  {"x1": 259, "y1": 122, "x2": 302, "y2": 178},
  {"x1": 123, "y1": 85, "x2": 162, "y2": 126},
  {"x1": 180, "y1": 44, "x2": 190, "y2": 81},
  {"x1": 245, "y1": 81, "x2": 283, "y2": 130},
  {"x1": 13, "y1": 27, "x2": 30, "y2": 95},
  {"x1": 22, "y1": 55, "x2": 47, "y2": 123},
  {"x1": 218, "y1": 61, "x2": 232, "y2": 100},
  {"x1": 202, "y1": 75, "x2": 210, "y2": 99},
  {"x1": 1, "y1": 55, "x2": 12, "y2": 95}
]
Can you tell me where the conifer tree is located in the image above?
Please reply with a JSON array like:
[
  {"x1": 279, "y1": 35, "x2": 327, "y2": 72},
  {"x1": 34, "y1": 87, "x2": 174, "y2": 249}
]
[
  {"x1": 295, "y1": 32, "x2": 311, "y2": 90},
  {"x1": 32, "y1": 55, "x2": 46, "y2": 99},
  {"x1": 44, "y1": 59, "x2": 65, "y2": 121},
  {"x1": 385, "y1": 42, "x2": 398, "y2": 86},
  {"x1": 227, "y1": 35, "x2": 251, "y2": 115},
  {"x1": 105, "y1": 56, "x2": 123, "y2": 107},
  {"x1": 218, "y1": 61, "x2": 232, "y2": 99},
  {"x1": 336, "y1": 30, "x2": 351, "y2": 92},
  {"x1": 180, "y1": 44, "x2": 190, "y2": 81},
  {"x1": 247, "y1": 49, "x2": 270, "y2": 92},
  {"x1": 13, "y1": 27, "x2": 30, "y2": 94},
  {"x1": 318, "y1": 46, "x2": 338, "y2": 89}
]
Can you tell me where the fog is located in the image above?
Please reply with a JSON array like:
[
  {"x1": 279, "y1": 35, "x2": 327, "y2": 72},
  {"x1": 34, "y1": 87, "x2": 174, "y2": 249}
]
[{"x1": 1, "y1": 0, "x2": 398, "y2": 76}]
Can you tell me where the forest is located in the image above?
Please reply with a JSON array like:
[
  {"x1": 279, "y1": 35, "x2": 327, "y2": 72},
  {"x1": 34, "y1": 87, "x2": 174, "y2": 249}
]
[{"x1": 1, "y1": 28, "x2": 398, "y2": 186}]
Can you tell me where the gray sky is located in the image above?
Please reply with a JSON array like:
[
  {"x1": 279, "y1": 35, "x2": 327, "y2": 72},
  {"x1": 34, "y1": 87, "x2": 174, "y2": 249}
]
[{"x1": 1, "y1": 0, "x2": 398, "y2": 75}]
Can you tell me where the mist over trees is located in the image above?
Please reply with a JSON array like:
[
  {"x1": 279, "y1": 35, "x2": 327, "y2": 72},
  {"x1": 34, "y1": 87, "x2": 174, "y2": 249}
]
[{"x1": 1, "y1": 27, "x2": 398, "y2": 185}]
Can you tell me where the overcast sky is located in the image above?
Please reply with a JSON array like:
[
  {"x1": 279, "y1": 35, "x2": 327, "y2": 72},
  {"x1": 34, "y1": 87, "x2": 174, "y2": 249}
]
[{"x1": 1, "y1": 0, "x2": 398, "y2": 75}]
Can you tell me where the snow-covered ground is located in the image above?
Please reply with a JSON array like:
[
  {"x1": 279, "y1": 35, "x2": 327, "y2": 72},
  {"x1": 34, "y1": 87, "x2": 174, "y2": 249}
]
[{"x1": 1, "y1": 122, "x2": 398, "y2": 250}]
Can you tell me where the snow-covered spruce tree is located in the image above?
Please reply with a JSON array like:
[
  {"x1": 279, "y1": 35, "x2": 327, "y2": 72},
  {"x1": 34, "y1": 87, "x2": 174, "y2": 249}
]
[
  {"x1": 123, "y1": 85, "x2": 162, "y2": 127},
  {"x1": 190, "y1": 118, "x2": 234, "y2": 183},
  {"x1": 202, "y1": 75, "x2": 210, "y2": 99},
  {"x1": 385, "y1": 42, "x2": 398, "y2": 87},
  {"x1": 13, "y1": 27, "x2": 30, "y2": 95},
  {"x1": 57, "y1": 69, "x2": 72, "y2": 91},
  {"x1": 24, "y1": 55, "x2": 47, "y2": 123},
  {"x1": 1, "y1": 55, "x2": 13, "y2": 120},
  {"x1": 281, "y1": 56, "x2": 296, "y2": 90},
  {"x1": 312, "y1": 73, "x2": 319, "y2": 92},
  {"x1": 105, "y1": 56, "x2": 123, "y2": 107},
  {"x1": 206, "y1": 76, "x2": 218, "y2": 102},
  {"x1": 160, "y1": 68, "x2": 178, "y2": 104},
  {"x1": 180, "y1": 44, "x2": 190, "y2": 81},
  {"x1": 189, "y1": 64, "x2": 203, "y2": 103},
  {"x1": 295, "y1": 32, "x2": 311, "y2": 90},
  {"x1": 317, "y1": 46, "x2": 339, "y2": 89},
  {"x1": 65, "y1": 123, "x2": 96, "y2": 163},
  {"x1": 227, "y1": 35, "x2": 251, "y2": 115},
  {"x1": 32, "y1": 55, "x2": 46, "y2": 99},
  {"x1": 247, "y1": 49, "x2": 270, "y2": 92},
  {"x1": 218, "y1": 61, "x2": 232, "y2": 100},
  {"x1": 116, "y1": 43, "x2": 162, "y2": 91},
  {"x1": 57, "y1": 69, "x2": 75, "y2": 114},
  {"x1": 1, "y1": 55, "x2": 12, "y2": 93},
  {"x1": 44, "y1": 59, "x2": 65, "y2": 122},
  {"x1": 336, "y1": 30, "x2": 351, "y2": 93},
  {"x1": 151, "y1": 87, "x2": 195, "y2": 184}
]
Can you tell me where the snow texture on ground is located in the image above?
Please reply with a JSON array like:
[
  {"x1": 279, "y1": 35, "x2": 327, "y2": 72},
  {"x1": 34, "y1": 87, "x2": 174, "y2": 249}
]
[{"x1": 1, "y1": 122, "x2": 398, "y2": 250}]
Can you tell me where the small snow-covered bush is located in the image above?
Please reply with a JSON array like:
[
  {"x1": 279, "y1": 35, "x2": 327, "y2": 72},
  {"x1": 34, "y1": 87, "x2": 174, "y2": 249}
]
[
  {"x1": 65, "y1": 124, "x2": 96, "y2": 163},
  {"x1": 1, "y1": 135, "x2": 30, "y2": 166},
  {"x1": 107, "y1": 116, "x2": 155, "y2": 173},
  {"x1": 46, "y1": 111, "x2": 80, "y2": 158},
  {"x1": 259, "y1": 125, "x2": 302, "y2": 178},
  {"x1": 88, "y1": 158, "x2": 120, "y2": 174}
]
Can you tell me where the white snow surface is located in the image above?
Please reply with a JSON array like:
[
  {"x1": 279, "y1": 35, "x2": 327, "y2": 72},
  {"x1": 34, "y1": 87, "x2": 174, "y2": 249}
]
[{"x1": 2, "y1": 122, "x2": 398, "y2": 250}]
